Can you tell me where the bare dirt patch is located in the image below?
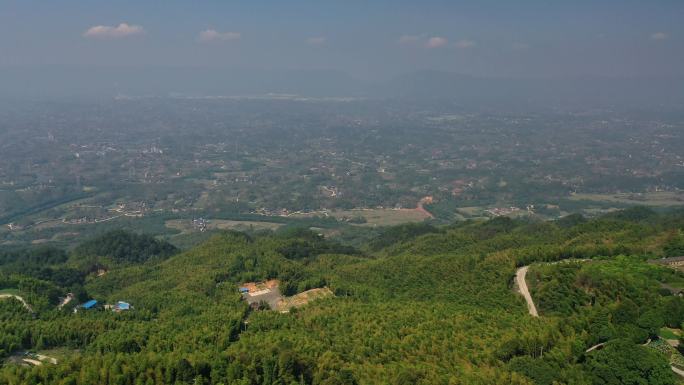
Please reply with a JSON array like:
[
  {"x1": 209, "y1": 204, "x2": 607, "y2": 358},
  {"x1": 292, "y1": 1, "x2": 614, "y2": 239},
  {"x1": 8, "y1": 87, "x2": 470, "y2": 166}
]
[
  {"x1": 5, "y1": 352, "x2": 58, "y2": 367},
  {"x1": 240, "y1": 280, "x2": 283, "y2": 309},
  {"x1": 239, "y1": 280, "x2": 333, "y2": 312},
  {"x1": 276, "y1": 287, "x2": 333, "y2": 311},
  {"x1": 416, "y1": 196, "x2": 435, "y2": 219},
  {"x1": 241, "y1": 280, "x2": 279, "y2": 293}
]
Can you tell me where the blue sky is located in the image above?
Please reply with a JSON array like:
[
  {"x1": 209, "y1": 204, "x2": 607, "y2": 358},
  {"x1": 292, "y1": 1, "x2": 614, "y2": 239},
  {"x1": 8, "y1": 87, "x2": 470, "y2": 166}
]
[{"x1": 1, "y1": 0, "x2": 682, "y2": 79}]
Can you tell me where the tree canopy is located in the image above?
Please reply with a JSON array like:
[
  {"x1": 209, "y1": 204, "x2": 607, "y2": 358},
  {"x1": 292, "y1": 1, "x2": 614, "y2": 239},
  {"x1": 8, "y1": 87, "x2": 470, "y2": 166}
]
[{"x1": 1, "y1": 210, "x2": 684, "y2": 384}]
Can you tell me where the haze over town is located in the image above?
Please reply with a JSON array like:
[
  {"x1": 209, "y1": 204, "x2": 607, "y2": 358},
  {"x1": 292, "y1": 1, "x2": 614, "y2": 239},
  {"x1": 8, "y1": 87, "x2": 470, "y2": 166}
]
[{"x1": 2, "y1": 2, "x2": 684, "y2": 385}]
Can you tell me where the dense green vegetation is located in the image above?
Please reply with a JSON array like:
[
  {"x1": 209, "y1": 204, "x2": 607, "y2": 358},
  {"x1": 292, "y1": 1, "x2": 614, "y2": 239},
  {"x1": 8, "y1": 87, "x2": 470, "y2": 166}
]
[
  {"x1": 73, "y1": 230, "x2": 179, "y2": 264},
  {"x1": 2, "y1": 209, "x2": 684, "y2": 384}
]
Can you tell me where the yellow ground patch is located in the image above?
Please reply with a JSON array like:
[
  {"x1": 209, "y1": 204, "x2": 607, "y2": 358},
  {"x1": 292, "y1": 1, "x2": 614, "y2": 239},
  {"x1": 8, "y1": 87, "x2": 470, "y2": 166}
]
[{"x1": 276, "y1": 287, "x2": 334, "y2": 312}]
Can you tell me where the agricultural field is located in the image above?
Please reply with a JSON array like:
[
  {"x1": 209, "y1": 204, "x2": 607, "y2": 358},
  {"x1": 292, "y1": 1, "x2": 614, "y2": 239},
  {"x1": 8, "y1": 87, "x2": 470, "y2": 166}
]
[
  {"x1": 2, "y1": 99, "x2": 684, "y2": 246},
  {"x1": 165, "y1": 219, "x2": 283, "y2": 234},
  {"x1": 292, "y1": 208, "x2": 431, "y2": 227},
  {"x1": 569, "y1": 192, "x2": 684, "y2": 207}
]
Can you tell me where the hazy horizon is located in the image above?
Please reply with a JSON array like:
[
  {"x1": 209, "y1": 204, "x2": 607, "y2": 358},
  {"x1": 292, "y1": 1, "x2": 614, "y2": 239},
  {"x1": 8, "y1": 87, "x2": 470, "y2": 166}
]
[
  {"x1": 4, "y1": 3, "x2": 684, "y2": 384},
  {"x1": 1, "y1": 0, "x2": 683, "y2": 102}
]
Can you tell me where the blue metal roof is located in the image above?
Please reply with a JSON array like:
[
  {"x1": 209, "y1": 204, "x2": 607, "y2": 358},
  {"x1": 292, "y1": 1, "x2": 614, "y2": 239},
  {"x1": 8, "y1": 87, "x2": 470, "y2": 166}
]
[
  {"x1": 239, "y1": 287, "x2": 250, "y2": 293},
  {"x1": 82, "y1": 300, "x2": 98, "y2": 309},
  {"x1": 116, "y1": 301, "x2": 130, "y2": 310}
]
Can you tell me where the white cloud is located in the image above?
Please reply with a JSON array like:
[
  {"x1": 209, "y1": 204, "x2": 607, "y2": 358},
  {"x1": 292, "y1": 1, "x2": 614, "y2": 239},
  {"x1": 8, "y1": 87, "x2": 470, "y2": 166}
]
[
  {"x1": 83, "y1": 23, "x2": 144, "y2": 39},
  {"x1": 397, "y1": 35, "x2": 420, "y2": 45},
  {"x1": 455, "y1": 39, "x2": 476, "y2": 49},
  {"x1": 651, "y1": 32, "x2": 668, "y2": 40},
  {"x1": 198, "y1": 29, "x2": 241, "y2": 42},
  {"x1": 425, "y1": 36, "x2": 448, "y2": 48},
  {"x1": 306, "y1": 36, "x2": 327, "y2": 46}
]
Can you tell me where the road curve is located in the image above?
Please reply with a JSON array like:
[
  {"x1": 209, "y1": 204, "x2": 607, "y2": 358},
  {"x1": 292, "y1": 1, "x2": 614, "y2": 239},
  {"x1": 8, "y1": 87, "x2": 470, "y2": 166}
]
[
  {"x1": 0, "y1": 294, "x2": 34, "y2": 313},
  {"x1": 671, "y1": 366, "x2": 684, "y2": 378},
  {"x1": 416, "y1": 196, "x2": 435, "y2": 219},
  {"x1": 514, "y1": 262, "x2": 684, "y2": 378},
  {"x1": 585, "y1": 342, "x2": 606, "y2": 353},
  {"x1": 515, "y1": 266, "x2": 539, "y2": 317}
]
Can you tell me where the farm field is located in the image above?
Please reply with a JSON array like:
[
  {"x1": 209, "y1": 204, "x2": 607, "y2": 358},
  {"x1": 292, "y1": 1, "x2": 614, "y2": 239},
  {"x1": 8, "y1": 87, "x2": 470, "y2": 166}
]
[
  {"x1": 569, "y1": 192, "x2": 684, "y2": 207},
  {"x1": 165, "y1": 219, "x2": 283, "y2": 234},
  {"x1": 455, "y1": 206, "x2": 485, "y2": 217},
  {"x1": 292, "y1": 208, "x2": 431, "y2": 227},
  {"x1": 456, "y1": 206, "x2": 536, "y2": 219}
]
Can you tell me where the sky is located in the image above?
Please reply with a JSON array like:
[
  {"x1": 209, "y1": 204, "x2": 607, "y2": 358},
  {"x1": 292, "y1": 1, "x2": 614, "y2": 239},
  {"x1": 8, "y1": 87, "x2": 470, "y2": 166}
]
[{"x1": 0, "y1": 0, "x2": 682, "y2": 81}]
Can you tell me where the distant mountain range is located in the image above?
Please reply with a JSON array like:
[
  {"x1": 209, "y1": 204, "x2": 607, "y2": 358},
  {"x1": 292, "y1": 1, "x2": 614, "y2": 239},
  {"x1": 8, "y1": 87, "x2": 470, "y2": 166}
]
[{"x1": 2, "y1": 67, "x2": 684, "y2": 108}]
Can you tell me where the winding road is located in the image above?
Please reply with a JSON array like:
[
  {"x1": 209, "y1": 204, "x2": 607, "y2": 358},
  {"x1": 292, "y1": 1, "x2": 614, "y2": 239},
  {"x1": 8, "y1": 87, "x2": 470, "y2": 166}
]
[
  {"x1": 672, "y1": 366, "x2": 684, "y2": 378},
  {"x1": 515, "y1": 266, "x2": 539, "y2": 317},
  {"x1": 515, "y1": 262, "x2": 684, "y2": 379},
  {"x1": 515, "y1": 260, "x2": 589, "y2": 317},
  {"x1": 416, "y1": 196, "x2": 435, "y2": 219},
  {"x1": 0, "y1": 294, "x2": 34, "y2": 313}
]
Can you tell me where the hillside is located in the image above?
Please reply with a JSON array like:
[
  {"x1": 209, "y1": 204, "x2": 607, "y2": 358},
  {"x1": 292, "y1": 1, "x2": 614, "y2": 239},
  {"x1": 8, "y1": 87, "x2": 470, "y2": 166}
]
[{"x1": 2, "y1": 208, "x2": 684, "y2": 384}]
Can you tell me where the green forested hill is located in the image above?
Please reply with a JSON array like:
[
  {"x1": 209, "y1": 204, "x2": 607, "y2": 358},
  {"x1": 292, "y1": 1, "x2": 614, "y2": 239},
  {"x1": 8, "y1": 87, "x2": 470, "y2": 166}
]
[{"x1": 2, "y1": 209, "x2": 684, "y2": 384}]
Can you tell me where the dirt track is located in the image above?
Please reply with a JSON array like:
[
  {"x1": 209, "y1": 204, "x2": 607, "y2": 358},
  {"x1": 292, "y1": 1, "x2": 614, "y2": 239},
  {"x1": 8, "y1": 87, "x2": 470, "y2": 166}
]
[
  {"x1": 416, "y1": 196, "x2": 435, "y2": 219},
  {"x1": 515, "y1": 266, "x2": 538, "y2": 317},
  {"x1": 0, "y1": 294, "x2": 33, "y2": 312},
  {"x1": 671, "y1": 366, "x2": 684, "y2": 377}
]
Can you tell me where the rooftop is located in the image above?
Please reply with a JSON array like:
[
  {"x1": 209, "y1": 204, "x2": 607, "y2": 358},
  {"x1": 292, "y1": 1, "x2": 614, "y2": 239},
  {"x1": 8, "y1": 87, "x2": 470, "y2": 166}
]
[{"x1": 82, "y1": 299, "x2": 98, "y2": 309}]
